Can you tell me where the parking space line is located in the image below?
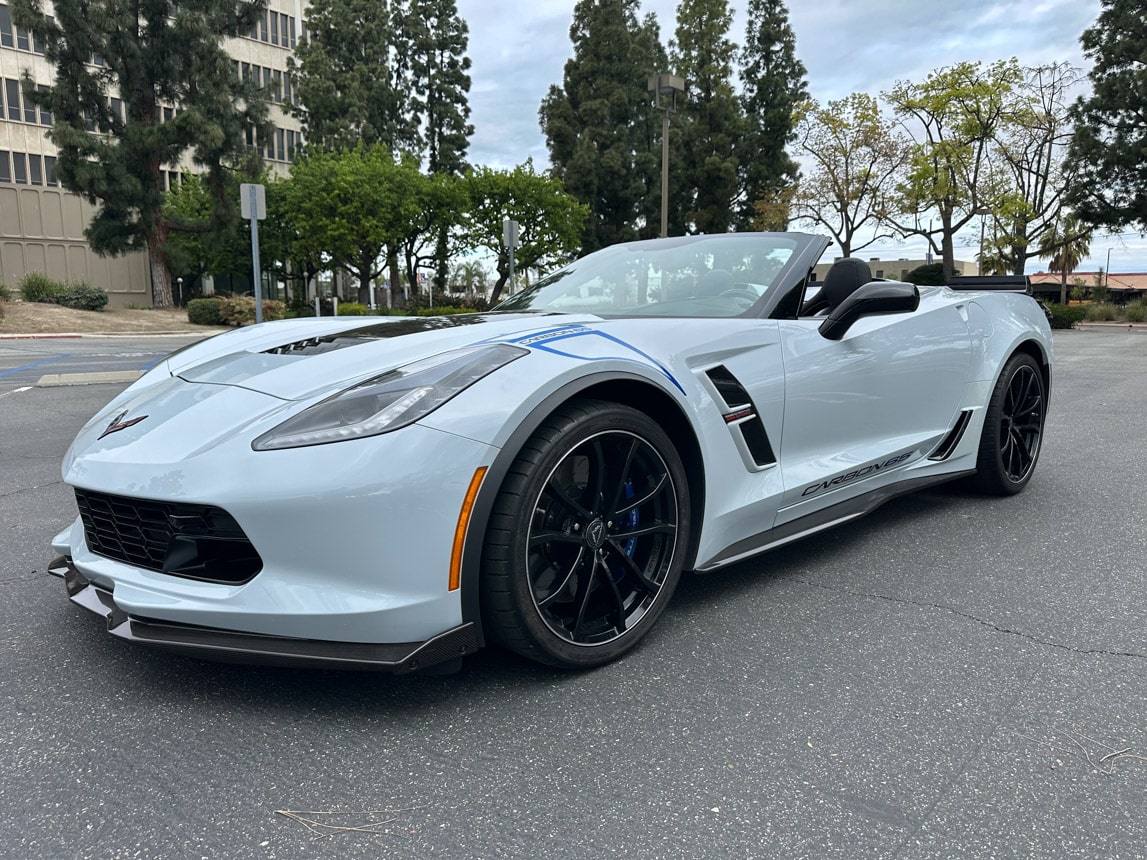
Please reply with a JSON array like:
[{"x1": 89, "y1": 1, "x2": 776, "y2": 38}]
[
  {"x1": 0, "y1": 386, "x2": 34, "y2": 400},
  {"x1": 0, "y1": 354, "x2": 69, "y2": 377}
]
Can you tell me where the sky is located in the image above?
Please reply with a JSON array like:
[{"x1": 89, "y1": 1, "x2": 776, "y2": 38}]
[{"x1": 455, "y1": 0, "x2": 1147, "y2": 274}]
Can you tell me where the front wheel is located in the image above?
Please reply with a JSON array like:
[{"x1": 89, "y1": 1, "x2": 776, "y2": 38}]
[
  {"x1": 972, "y1": 352, "x2": 1046, "y2": 495},
  {"x1": 481, "y1": 399, "x2": 690, "y2": 668}
]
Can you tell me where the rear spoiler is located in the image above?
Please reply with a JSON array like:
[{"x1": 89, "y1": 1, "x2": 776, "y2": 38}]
[{"x1": 947, "y1": 275, "x2": 1031, "y2": 294}]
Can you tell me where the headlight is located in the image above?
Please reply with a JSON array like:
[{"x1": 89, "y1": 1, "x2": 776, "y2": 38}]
[{"x1": 252, "y1": 344, "x2": 527, "y2": 450}]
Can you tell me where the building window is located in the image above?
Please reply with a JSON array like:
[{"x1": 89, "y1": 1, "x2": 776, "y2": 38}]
[
  {"x1": 0, "y1": 150, "x2": 10, "y2": 183},
  {"x1": 12, "y1": 151, "x2": 27, "y2": 184},
  {"x1": 0, "y1": 5, "x2": 13, "y2": 48},
  {"x1": 37, "y1": 84, "x2": 51, "y2": 125},
  {"x1": 258, "y1": 10, "x2": 267, "y2": 42},
  {"x1": 15, "y1": 23, "x2": 29, "y2": 51},
  {"x1": 163, "y1": 106, "x2": 173, "y2": 123},
  {"x1": 272, "y1": 69, "x2": 282, "y2": 103},
  {"x1": 270, "y1": 11, "x2": 279, "y2": 45},
  {"x1": 283, "y1": 74, "x2": 292, "y2": 106},
  {"x1": 28, "y1": 153, "x2": 42, "y2": 185},
  {"x1": 276, "y1": 128, "x2": 285, "y2": 162},
  {"x1": 110, "y1": 97, "x2": 122, "y2": 124},
  {"x1": 289, "y1": 16, "x2": 296, "y2": 48},
  {"x1": 5, "y1": 79, "x2": 20, "y2": 121},
  {"x1": 23, "y1": 87, "x2": 36, "y2": 123},
  {"x1": 44, "y1": 155, "x2": 57, "y2": 186},
  {"x1": 875, "y1": 269, "x2": 884, "y2": 278}
]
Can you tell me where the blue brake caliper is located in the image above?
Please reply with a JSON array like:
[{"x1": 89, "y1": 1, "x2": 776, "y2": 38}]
[{"x1": 610, "y1": 482, "x2": 639, "y2": 582}]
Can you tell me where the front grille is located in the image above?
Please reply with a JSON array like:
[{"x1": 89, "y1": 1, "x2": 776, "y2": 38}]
[{"x1": 74, "y1": 489, "x2": 262, "y2": 584}]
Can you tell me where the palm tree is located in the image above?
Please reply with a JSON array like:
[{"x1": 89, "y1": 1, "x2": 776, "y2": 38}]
[{"x1": 1040, "y1": 215, "x2": 1092, "y2": 305}]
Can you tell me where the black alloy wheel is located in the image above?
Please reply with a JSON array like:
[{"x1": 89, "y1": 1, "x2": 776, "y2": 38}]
[
  {"x1": 973, "y1": 352, "x2": 1046, "y2": 495},
  {"x1": 481, "y1": 399, "x2": 690, "y2": 668}
]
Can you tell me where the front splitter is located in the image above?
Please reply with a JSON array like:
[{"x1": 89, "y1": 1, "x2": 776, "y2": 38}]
[{"x1": 48, "y1": 556, "x2": 478, "y2": 673}]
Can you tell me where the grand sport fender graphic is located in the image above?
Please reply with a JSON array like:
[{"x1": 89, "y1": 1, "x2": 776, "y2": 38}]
[
  {"x1": 800, "y1": 450, "x2": 915, "y2": 498},
  {"x1": 486, "y1": 324, "x2": 686, "y2": 394}
]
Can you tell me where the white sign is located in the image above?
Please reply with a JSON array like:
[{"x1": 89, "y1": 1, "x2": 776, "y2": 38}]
[
  {"x1": 502, "y1": 218, "x2": 520, "y2": 249},
  {"x1": 240, "y1": 183, "x2": 266, "y2": 220}
]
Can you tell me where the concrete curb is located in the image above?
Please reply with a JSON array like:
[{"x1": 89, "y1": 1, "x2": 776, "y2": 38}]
[
  {"x1": 0, "y1": 329, "x2": 223, "y2": 340},
  {"x1": 37, "y1": 370, "x2": 145, "y2": 386}
]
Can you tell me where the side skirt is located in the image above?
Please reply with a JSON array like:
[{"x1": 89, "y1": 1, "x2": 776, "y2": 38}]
[{"x1": 694, "y1": 470, "x2": 975, "y2": 572}]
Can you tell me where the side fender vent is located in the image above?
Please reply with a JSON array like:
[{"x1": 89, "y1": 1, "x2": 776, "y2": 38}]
[
  {"x1": 703, "y1": 366, "x2": 777, "y2": 468},
  {"x1": 929, "y1": 409, "x2": 974, "y2": 461}
]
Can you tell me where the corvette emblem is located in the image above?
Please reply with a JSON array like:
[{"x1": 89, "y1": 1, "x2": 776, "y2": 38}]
[{"x1": 98, "y1": 410, "x2": 148, "y2": 439}]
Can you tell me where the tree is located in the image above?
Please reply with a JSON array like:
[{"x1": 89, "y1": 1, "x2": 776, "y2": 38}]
[
  {"x1": 1040, "y1": 213, "x2": 1092, "y2": 304},
  {"x1": 398, "y1": 171, "x2": 467, "y2": 299},
  {"x1": 283, "y1": 145, "x2": 423, "y2": 303},
  {"x1": 1064, "y1": 0, "x2": 1147, "y2": 232},
  {"x1": 671, "y1": 0, "x2": 743, "y2": 234},
  {"x1": 463, "y1": 162, "x2": 588, "y2": 303},
  {"x1": 786, "y1": 94, "x2": 907, "y2": 256},
  {"x1": 539, "y1": 0, "x2": 665, "y2": 251},
  {"x1": 405, "y1": 0, "x2": 473, "y2": 291},
  {"x1": 11, "y1": 0, "x2": 269, "y2": 307},
  {"x1": 289, "y1": 0, "x2": 415, "y2": 153},
  {"x1": 162, "y1": 173, "x2": 250, "y2": 297},
  {"x1": 990, "y1": 62, "x2": 1084, "y2": 275},
  {"x1": 736, "y1": 0, "x2": 807, "y2": 228},
  {"x1": 884, "y1": 60, "x2": 1023, "y2": 278}
]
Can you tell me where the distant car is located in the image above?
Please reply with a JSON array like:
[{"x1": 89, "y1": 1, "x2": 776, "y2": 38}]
[{"x1": 49, "y1": 233, "x2": 1052, "y2": 672}]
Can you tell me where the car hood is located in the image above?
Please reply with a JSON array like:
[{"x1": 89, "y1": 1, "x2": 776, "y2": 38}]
[{"x1": 169, "y1": 312, "x2": 598, "y2": 401}]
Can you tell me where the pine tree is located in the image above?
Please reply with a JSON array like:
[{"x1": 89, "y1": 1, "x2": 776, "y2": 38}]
[
  {"x1": 671, "y1": 0, "x2": 743, "y2": 234},
  {"x1": 289, "y1": 0, "x2": 416, "y2": 153},
  {"x1": 737, "y1": 0, "x2": 807, "y2": 229},
  {"x1": 539, "y1": 0, "x2": 665, "y2": 251},
  {"x1": 405, "y1": 0, "x2": 473, "y2": 290},
  {"x1": 406, "y1": 0, "x2": 473, "y2": 175},
  {"x1": 11, "y1": 0, "x2": 269, "y2": 307},
  {"x1": 1065, "y1": 0, "x2": 1147, "y2": 231}
]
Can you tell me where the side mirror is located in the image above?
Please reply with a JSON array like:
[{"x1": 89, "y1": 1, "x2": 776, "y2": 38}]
[{"x1": 818, "y1": 282, "x2": 921, "y2": 341}]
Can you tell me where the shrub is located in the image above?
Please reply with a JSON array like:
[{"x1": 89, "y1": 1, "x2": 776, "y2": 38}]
[
  {"x1": 1125, "y1": 300, "x2": 1147, "y2": 323},
  {"x1": 54, "y1": 283, "x2": 109, "y2": 311},
  {"x1": 187, "y1": 297, "x2": 225, "y2": 326},
  {"x1": 1046, "y1": 303, "x2": 1087, "y2": 329},
  {"x1": 216, "y1": 295, "x2": 285, "y2": 326},
  {"x1": 19, "y1": 272, "x2": 64, "y2": 303},
  {"x1": 1084, "y1": 302, "x2": 1118, "y2": 322},
  {"x1": 415, "y1": 306, "x2": 475, "y2": 316},
  {"x1": 335, "y1": 302, "x2": 371, "y2": 316},
  {"x1": 0, "y1": 282, "x2": 11, "y2": 301}
]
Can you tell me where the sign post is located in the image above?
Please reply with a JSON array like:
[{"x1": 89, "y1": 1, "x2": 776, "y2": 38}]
[
  {"x1": 502, "y1": 218, "x2": 520, "y2": 293},
  {"x1": 240, "y1": 183, "x2": 267, "y2": 323}
]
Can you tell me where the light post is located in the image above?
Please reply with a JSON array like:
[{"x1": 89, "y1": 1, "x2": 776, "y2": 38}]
[{"x1": 647, "y1": 73, "x2": 686, "y2": 238}]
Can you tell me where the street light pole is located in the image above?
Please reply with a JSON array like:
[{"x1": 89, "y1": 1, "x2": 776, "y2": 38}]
[{"x1": 647, "y1": 74, "x2": 686, "y2": 239}]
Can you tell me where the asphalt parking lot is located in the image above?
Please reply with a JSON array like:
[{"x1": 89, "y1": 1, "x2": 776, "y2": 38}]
[{"x1": 1, "y1": 330, "x2": 1145, "y2": 859}]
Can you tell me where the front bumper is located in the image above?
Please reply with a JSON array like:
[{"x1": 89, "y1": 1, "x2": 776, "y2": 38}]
[{"x1": 50, "y1": 556, "x2": 478, "y2": 673}]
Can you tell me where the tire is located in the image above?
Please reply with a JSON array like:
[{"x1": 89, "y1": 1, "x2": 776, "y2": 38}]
[
  {"x1": 481, "y1": 399, "x2": 690, "y2": 669},
  {"x1": 972, "y1": 352, "x2": 1046, "y2": 495}
]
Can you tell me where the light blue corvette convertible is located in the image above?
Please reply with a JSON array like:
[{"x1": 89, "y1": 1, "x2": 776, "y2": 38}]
[{"x1": 49, "y1": 232, "x2": 1052, "y2": 671}]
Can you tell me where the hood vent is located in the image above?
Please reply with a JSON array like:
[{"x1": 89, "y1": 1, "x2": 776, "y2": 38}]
[
  {"x1": 263, "y1": 315, "x2": 491, "y2": 357},
  {"x1": 704, "y1": 366, "x2": 776, "y2": 468}
]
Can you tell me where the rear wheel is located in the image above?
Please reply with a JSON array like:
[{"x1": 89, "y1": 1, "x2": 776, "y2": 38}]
[
  {"x1": 481, "y1": 399, "x2": 690, "y2": 668},
  {"x1": 972, "y1": 352, "x2": 1046, "y2": 495}
]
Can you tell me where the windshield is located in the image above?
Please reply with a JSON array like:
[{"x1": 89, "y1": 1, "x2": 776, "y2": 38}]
[{"x1": 494, "y1": 233, "x2": 802, "y2": 318}]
